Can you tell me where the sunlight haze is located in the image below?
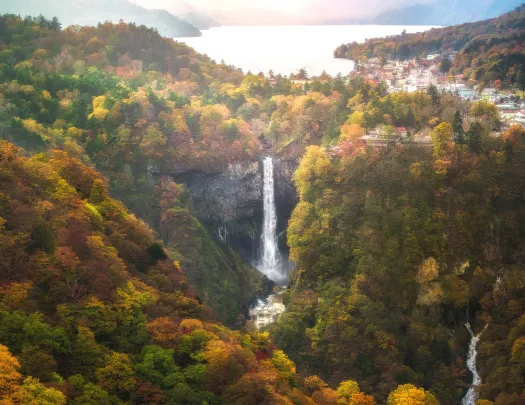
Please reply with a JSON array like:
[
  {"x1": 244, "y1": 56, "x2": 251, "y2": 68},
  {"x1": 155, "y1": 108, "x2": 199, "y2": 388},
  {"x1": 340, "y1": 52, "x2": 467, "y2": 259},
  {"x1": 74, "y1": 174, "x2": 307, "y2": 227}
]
[{"x1": 128, "y1": 0, "x2": 434, "y2": 24}]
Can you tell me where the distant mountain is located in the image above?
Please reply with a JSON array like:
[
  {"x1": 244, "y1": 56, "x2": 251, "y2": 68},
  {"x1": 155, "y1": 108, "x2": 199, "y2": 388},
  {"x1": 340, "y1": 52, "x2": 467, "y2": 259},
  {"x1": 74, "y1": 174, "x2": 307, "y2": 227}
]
[
  {"x1": 180, "y1": 11, "x2": 219, "y2": 30},
  {"x1": 127, "y1": 0, "x2": 219, "y2": 30},
  {"x1": 0, "y1": 0, "x2": 201, "y2": 37},
  {"x1": 333, "y1": 0, "x2": 524, "y2": 25},
  {"x1": 134, "y1": 0, "x2": 219, "y2": 32}
]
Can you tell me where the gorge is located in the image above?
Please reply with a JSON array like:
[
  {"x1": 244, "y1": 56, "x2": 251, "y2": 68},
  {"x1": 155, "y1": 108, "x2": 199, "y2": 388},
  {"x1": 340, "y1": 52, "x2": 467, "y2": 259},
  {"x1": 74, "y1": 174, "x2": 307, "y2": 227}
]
[{"x1": 1, "y1": 8, "x2": 525, "y2": 405}]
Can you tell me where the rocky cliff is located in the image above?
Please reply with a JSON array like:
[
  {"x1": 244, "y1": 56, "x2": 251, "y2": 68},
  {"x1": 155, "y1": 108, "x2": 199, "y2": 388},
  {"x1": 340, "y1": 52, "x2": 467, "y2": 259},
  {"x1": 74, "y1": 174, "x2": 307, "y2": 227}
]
[{"x1": 174, "y1": 157, "x2": 299, "y2": 271}]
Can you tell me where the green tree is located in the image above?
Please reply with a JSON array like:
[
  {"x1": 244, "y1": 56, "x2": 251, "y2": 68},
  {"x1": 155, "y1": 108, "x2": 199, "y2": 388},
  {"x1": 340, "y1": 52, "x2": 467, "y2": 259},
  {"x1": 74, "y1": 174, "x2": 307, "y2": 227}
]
[
  {"x1": 452, "y1": 111, "x2": 465, "y2": 144},
  {"x1": 439, "y1": 58, "x2": 452, "y2": 74},
  {"x1": 466, "y1": 122, "x2": 483, "y2": 152}
]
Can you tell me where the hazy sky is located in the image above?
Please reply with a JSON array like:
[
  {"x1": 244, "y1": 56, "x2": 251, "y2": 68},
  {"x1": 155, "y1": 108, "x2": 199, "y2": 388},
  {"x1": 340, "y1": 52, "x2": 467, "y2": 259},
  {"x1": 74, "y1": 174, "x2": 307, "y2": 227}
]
[{"x1": 129, "y1": 0, "x2": 434, "y2": 24}]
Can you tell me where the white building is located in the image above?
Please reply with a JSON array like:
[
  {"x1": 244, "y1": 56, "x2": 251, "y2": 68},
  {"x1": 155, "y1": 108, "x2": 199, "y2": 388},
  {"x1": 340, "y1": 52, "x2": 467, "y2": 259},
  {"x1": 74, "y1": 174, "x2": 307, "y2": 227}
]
[{"x1": 249, "y1": 295, "x2": 286, "y2": 329}]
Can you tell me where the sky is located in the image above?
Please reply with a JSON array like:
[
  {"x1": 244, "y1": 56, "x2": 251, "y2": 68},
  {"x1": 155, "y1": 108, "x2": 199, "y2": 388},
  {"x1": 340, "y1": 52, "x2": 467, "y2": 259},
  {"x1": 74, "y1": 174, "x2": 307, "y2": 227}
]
[{"x1": 129, "y1": 0, "x2": 435, "y2": 24}]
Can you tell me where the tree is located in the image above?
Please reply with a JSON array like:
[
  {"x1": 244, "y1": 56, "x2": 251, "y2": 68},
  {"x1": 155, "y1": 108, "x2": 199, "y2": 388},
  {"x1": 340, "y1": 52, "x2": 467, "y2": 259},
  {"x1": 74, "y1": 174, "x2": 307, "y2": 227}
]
[
  {"x1": 502, "y1": 125, "x2": 525, "y2": 146},
  {"x1": 466, "y1": 122, "x2": 483, "y2": 152},
  {"x1": 452, "y1": 111, "x2": 465, "y2": 144},
  {"x1": 340, "y1": 124, "x2": 365, "y2": 143},
  {"x1": 470, "y1": 100, "x2": 498, "y2": 121},
  {"x1": 416, "y1": 258, "x2": 439, "y2": 284},
  {"x1": 140, "y1": 123, "x2": 167, "y2": 160},
  {"x1": 146, "y1": 318, "x2": 179, "y2": 348},
  {"x1": 387, "y1": 384, "x2": 439, "y2": 405},
  {"x1": 349, "y1": 392, "x2": 377, "y2": 405},
  {"x1": 0, "y1": 344, "x2": 21, "y2": 399},
  {"x1": 50, "y1": 17, "x2": 61, "y2": 30},
  {"x1": 271, "y1": 350, "x2": 296, "y2": 384},
  {"x1": 439, "y1": 58, "x2": 452, "y2": 74},
  {"x1": 297, "y1": 68, "x2": 309, "y2": 80},
  {"x1": 312, "y1": 388, "x2": 340, "y2": 405},
  {"x1": 134, "y1": 345, "x2": 182, "y2": 390},
  {"x1": 96, "y1": 352, "x2": 137, "y2": 396},
  {"x1": 427, "y1": 85, "x2": 440, "y2": 106},
  {"x1": 431, "y1": 122, "x2": 453, "y2": 156},
  {"x1": 337, "y1": 380, "x2": 360, "y2": 402},
  {"x1": 70, "y1": 326, "x2": 105, "y2": 379},
  {"x1": 13, "y1": 377, "x2": 66, "y2": 405}
]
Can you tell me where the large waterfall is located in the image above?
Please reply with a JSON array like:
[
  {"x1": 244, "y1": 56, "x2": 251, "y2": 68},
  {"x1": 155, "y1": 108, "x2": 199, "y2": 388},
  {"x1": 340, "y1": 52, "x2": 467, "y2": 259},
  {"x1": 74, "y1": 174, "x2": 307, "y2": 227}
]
[
  {"x1": 461, "y1": 323, "x2": 488, "y2": 405},
  {"x1": 259, "y1": 156, "x2": 285, "y2": 283}
]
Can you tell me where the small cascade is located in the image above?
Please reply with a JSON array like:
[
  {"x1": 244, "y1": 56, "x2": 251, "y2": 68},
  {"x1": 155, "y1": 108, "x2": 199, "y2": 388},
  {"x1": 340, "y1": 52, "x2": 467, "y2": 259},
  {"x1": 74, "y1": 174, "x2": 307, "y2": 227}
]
[
  {"x1": 216, "y1": 223, "x2": 228, "y2": 244},
  {"x1": 259, "y1": 156, "x2": 286, "y2": 284},
  {"x1": 461, "y1": 323, "x2": 488, "y2": 405}
]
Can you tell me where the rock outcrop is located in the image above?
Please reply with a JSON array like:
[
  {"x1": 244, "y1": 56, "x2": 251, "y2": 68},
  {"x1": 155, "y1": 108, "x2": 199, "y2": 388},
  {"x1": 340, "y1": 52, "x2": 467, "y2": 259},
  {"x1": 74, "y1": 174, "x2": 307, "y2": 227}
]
[{"x1": 173, "y1": 157, "x2": 299, "y2": 267}]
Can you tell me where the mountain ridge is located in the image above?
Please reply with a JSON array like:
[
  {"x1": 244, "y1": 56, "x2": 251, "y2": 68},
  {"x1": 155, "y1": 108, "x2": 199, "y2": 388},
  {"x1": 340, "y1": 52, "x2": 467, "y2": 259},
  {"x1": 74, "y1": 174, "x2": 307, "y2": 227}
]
[
  {"x1": 329, "y1": 0, "x2": 523, "y2": 25},
  {"x1": 0, "y1": 0, "x2": 202, "y2": 37}
]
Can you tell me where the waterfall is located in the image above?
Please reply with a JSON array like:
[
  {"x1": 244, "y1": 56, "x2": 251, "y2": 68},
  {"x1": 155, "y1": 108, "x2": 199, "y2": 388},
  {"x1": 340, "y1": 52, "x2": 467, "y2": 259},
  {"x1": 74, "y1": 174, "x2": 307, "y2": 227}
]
[
  {"x1": 259, "y1": 156, "x2": 285, "y2": 283},
  {"x1": 461, "y1": 323, "x2": 488, "y2": 405}
]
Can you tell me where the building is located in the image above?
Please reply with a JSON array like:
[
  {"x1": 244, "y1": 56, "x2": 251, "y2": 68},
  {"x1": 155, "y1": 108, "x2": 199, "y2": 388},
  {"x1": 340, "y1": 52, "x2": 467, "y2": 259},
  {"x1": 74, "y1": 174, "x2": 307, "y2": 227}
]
[
  {"x1": 396, "y1": 127, "x2": 408, "y2": 138},
  {"x1": 249, "y1": 295, "x2": 286, "y2": 329}
]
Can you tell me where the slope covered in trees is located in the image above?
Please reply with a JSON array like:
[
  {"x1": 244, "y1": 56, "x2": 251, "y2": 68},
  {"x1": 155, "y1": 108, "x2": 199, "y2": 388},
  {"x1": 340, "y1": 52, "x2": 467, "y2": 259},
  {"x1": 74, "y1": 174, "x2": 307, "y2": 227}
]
[
  {"x1": 0, "y1": 46, "x2": 441, "y2": 405},
  {"x1": 0, "y1": 139, "x2": 371, "y2": 405},
  {"x1": 3, "y1": 11, "x2": 525, "y2": 405},
  {"x1": 0, "y1": 13, "x2": 276, "y2": 326},
  {"x1": 335, "y1": 4, "x2": 525, "y2": 89},
  {"x1": 271, "y1": 120, "x2": 525, "y2": 404},
  {"x1": 0, "y1": 13, "x2": 364, "y2": 324},
  {"x1": 0, "y1": 0, "x2": 202, "y2": 38}
]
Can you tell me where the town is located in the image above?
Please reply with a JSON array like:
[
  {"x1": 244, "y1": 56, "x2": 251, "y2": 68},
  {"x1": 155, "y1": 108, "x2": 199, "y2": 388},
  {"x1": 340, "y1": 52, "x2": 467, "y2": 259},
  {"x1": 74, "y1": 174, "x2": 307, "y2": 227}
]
[{"x1": 336, "y1": 53, "x2": 525, "y2": 145}]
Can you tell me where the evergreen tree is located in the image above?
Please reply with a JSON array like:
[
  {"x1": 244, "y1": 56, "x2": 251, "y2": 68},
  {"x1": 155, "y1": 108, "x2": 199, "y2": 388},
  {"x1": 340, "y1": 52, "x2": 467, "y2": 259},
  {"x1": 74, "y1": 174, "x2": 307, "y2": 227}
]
[
  {"x1": 466, "y1": 121, "x2": 483, "y2": 152},
  {"x1": 453, "y1": 111, "x2": 465, "y2": 144},
  {"x1": 427, "y1": 85, "x2": 440, "y2": 105}
]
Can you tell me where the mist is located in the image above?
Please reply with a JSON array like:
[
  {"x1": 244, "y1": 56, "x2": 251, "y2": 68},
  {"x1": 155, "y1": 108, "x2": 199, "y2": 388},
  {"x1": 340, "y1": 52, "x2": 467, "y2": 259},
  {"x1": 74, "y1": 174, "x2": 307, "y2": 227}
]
[{"x1": 128, "y1": 0, "x2": 436, "y2": 24}]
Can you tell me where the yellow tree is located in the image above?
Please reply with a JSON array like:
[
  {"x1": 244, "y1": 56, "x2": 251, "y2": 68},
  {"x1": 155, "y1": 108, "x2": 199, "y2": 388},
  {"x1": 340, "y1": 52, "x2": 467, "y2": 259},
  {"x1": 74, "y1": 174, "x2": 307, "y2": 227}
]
[
  {"x1": 340, "y1": 124, "x2": 365, "y2": 143},
  {"x1": 431, "y1": 122, "x2": 453, "y2": 157},
  {"x1": 337, "y1": 380, "x2": 360, "y2": 402},
  {"x1": 388, "y1": 384, "x2": 439, "y2": 405},
  {"x1": 96, "y1": 352, "x2": 137, "y2": 395},
  {"x1": 0, "y1": 344, "x2": 21, "y2": 401},
  {"x1": 13, "y1": 377, "x2": 66, "y2": 405},
  {"x1": 349, "y1": 393, "x2": 377, "y2": 405}
]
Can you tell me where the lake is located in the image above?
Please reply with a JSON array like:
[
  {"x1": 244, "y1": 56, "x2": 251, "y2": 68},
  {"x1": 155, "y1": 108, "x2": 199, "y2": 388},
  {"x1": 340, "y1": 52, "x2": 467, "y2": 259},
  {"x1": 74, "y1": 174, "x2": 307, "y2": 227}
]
[{"x1": 178, "y1": 25, "x2": 437, "y2": 77}]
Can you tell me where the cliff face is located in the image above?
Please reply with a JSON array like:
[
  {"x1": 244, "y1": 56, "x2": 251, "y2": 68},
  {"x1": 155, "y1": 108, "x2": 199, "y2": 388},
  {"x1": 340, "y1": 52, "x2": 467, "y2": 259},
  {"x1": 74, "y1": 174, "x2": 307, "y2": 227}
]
[{"x1": 174, "y1": 157, "x2": 299, "y2": 268}]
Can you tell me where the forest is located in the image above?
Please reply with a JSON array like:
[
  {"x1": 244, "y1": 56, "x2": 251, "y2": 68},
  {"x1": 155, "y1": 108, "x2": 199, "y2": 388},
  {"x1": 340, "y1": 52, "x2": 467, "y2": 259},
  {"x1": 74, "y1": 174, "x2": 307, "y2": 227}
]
[
  {"x1": 0, "y1": 10, "x2": 524, "y2": 405},
  {"x1": 334, "y1": 4, "x2": 525, "y2": 89}
]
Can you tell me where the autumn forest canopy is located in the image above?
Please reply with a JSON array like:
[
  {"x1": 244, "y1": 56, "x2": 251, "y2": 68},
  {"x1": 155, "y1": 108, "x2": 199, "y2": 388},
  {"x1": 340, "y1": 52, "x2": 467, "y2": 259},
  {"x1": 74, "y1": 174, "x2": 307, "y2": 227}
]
[{"x1": 0, "y1": 9, "x2": 523, "y2": 405}]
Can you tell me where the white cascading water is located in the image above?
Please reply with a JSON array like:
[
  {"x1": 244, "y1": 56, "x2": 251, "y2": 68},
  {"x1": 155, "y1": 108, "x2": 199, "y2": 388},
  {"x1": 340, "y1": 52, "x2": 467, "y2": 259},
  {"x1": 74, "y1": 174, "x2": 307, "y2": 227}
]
[
  {"x1": 259, "y1": 156, "x2": 284, "y2": 283},
  {"x1": 461, "y1": 323, "x2": 488, "y2": 405}
]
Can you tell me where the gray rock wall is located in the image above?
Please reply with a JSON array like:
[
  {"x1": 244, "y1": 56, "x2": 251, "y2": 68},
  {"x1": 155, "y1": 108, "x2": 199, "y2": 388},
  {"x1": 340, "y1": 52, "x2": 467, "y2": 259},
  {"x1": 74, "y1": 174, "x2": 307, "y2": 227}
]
[{"x1": 172, "y1": 157, "x2": 298, "y2": 266}]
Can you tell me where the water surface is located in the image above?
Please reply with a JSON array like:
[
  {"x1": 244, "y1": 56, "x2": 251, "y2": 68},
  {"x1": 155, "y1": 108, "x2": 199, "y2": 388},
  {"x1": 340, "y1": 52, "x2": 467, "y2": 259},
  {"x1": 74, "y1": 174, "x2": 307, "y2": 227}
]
[{"x1": 179, "y1": 25, "x2": 438, "y2": 76}]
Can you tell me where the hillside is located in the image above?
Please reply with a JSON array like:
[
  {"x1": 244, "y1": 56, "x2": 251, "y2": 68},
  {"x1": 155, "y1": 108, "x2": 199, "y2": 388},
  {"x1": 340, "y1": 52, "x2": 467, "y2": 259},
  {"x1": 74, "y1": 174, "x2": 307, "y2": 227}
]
[
  {"x1": 0, "y1": 0, "x2": 201, "y2": 37},
  {"x1": 347, "y1": 0, "x2": 524, "y2": 26},
  {"x1": 2, "y1": 10, "x2": 525, "y2": 405},
  {"x1": 0, "y1": 139, "x2": 352, "y2": 405},
  {"x1": 0, "y1": 12, "x2": 455, "y2": 405},
  {"x1": 271, "y1": 123, "x2": 525, "y2": 405},
  {"x1": 335, "y1": 4, "x2": 525, "y2": 89},
  {"x1": 127, "y1": 0, "x2": 219, "y2": 29},
  {"x1": 0, "y1": 13, "x2": 270, "y2": 327}
]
